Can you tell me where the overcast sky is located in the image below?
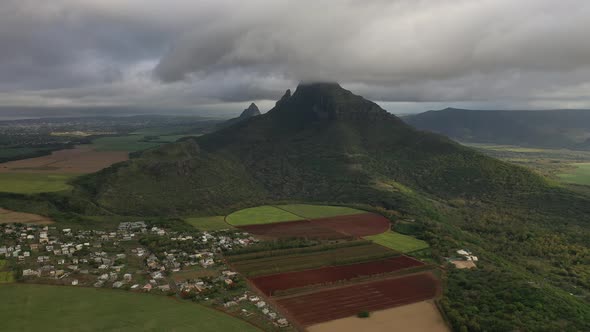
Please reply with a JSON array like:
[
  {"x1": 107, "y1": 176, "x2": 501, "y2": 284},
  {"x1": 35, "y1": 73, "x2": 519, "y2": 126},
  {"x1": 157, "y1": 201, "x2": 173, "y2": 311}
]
[{"x1": 1, "y1": 0, "x2": 589, "y2": 115}]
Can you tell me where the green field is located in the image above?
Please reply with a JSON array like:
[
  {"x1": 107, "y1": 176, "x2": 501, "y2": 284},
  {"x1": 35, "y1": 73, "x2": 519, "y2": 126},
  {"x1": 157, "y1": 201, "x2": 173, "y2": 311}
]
[
  {"x1": 91, "y1": 135, "x2": 161, "y2": 152},
  {"x1": 275, "y1": 204, "x2": 365, "y2": 219},
  {"x1": 185, "y1": 216, "x2": 232, "y2": 231},
  {"x1": 466, "y1": 143, "x2": 590, "y2": 184},
  {"x1": 558, "y1": 163, "x2": 590, "y2": 185},
  {"x1": 365, "y1": 231, "x2": 429, "y2": 253},
  {"x1": 226, "y1": 205, "x2": 303, "y2": 226},
  {"x1": 0, "y1": 272, "x2": 14, "y2": 283},
  {"x1": 228, "y1": 242, "x2": 396, "y2": 276},
  {"x1": 0, "y1": 173, "x2": 75, "y2": 193},
  {"x1": 0, "y1": 284, "x2": 259, "y2": 331}
]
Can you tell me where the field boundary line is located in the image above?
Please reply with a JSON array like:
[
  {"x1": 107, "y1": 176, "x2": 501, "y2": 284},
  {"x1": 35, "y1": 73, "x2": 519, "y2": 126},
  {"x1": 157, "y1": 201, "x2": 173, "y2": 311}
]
[
  {"x1": 272, "y1": 270, "x2": 439, "y2": 300},
  {"x1": 271, "y1": 205, "x2": 312, "y2": 221}
]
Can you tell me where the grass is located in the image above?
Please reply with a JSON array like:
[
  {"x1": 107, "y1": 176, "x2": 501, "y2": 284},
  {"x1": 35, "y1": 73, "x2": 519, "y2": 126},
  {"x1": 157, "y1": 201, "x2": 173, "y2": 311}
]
[
  {"x1": 0, "y1": 272, "x2": 14, "y2": 283},
  {"x1": 558, "y1": 163, "x2": 590, "y2": 186},
  {"x1": 226, "y1": 205, "x2": 303, "y2": 226},
  {"x1": 275, "y1": 204, "x2": 365, "y2": 219},
  {"x1": 0, "y1": 173, "x2": 75, "y2": 193},
  {"x1": 365, "y1": 231, "x2": 429, "y2": 253},
  {"x1": 91, "y1": 135, "x2": 161, "y2": 152},
  {"x1": 228, "y1": 242, "x2": 396, "y2": 277},
  {"x1": 184, "y1": 216, "x2": 232, "y2": 231},
  {"x1": 0, "y1": 284, "x2": 260, "y2": 332}
]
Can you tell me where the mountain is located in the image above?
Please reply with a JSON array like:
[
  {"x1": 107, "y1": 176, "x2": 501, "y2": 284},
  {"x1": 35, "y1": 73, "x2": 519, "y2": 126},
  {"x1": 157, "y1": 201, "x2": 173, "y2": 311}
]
[
  {"x1": 219, "y1": 103, "x2": 261, "y2": 128},
  {"x1": 76, "y1": 83, "x2": 547, "y2": 216},
  {"x1": 47, "y1": 83, "x2": 590, "y2": 330},
  {"x1": 404, "y1": 108, "x2": 590, "y2": 149}
]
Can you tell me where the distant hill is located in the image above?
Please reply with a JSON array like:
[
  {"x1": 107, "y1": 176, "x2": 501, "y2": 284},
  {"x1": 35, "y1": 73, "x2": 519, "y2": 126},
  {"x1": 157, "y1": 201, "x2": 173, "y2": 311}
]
[
  {"x1": 404, "y1": 108, "x2": 590, "y2": 149},
  {"x1": 76, "y1": 83, "x2": 547, "y2": 216},
  {"x1": 218, "y1": 103, "x2": 261, "y2": 128}
]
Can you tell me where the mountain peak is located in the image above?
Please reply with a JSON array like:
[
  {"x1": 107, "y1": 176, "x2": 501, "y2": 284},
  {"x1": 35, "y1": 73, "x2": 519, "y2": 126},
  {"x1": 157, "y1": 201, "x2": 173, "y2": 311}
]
[
  {"x1": 239, "y1": 103, "x2": 261, "y2": 118},
  {"x1": 273, "y1": 82, "x2": 392, "y2": 121},
  {"x1": 275, "y1": 89, "x2": 292, "y2": 107}
]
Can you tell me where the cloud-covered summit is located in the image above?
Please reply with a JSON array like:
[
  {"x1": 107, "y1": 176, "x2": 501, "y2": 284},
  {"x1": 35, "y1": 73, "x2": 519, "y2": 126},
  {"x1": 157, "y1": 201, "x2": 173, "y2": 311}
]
[{"x1": 1, "y1": 0, "x2": 590, "y2": 113}]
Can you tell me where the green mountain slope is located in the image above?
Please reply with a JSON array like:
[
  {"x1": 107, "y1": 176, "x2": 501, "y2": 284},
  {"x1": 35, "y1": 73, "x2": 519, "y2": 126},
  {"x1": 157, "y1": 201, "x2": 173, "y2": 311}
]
[
  {"x1": 405, "y1": 108, "x2": 590, "y2": 150},
  {"x1": 78, "y1": 83, "x2": 547, "y2": 216}
]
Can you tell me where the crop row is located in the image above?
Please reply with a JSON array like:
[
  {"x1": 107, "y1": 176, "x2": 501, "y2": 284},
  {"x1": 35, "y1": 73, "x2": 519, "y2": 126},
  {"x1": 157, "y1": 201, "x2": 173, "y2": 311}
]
[
  {"x1": 229, "y1": 243, "x2": 397, "y2": 277},
  {"x1": 225, "y1": 239, "x2": 372, "y2": 262}
]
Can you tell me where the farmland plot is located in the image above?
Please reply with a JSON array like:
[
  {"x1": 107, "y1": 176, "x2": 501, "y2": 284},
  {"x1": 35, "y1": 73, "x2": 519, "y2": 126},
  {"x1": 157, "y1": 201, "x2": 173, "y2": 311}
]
[
  {"x1": 275, "y1": 272, "x2": 440, "y2": 326},
  {"x1": 237, "y1": 213, "x2": 390, "y2": 239},
  {"x1": 365, "y1": 231, "x2": 429, "y2": 253},
  {"x1": 275, "y1": 204, "x2": 365, "y2": 219},
  {"x1": 0, "y1": 146, "x2": 128, "y2": 174},
  {"x1": 252, "y1": 255, "x2": 425, "y2": 296},
  {"x1": 228, "y1": 242, "x2": 396, "y2": 277}
]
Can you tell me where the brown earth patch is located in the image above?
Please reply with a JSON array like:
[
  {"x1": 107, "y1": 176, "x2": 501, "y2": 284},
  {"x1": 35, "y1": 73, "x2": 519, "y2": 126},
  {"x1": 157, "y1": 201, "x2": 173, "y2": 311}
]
[
  {"x1": 275, "y1": 272, "x2": 440, "y2": 326},
  {"x1": 238, "y1": 220, "x2": 346, "y2": 240},
  {"x1": 237, "y1": 213, "x2": 390, "y2": 240},
  {"x1": 252, "y1": 256, "x2": 425, "y2": 296},
  {"x1": 310, "y1": 213, "x2": 390, "y2": 237},
  {"x1": 0, "y1": 208, "x2": 54, "y2": 224},
  {"x1": 307, "y1": 300, "x2": 449, "y2": 332},
  {"x1": 450, "y1": 260, "x2": 477, "y2": 269},
  {"x1": 0, "y1": 145, "x2": 128, "y2": 174}
]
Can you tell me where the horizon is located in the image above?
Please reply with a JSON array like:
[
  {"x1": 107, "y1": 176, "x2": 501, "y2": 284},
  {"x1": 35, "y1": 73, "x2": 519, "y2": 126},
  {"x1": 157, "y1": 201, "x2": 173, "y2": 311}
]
[{"x1": 1, "y1": 1, "x2": 589, "y2": 116}]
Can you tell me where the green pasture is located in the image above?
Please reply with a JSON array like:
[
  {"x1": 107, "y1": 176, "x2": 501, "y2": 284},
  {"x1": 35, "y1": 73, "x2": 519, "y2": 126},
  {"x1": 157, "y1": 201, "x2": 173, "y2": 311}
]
[
  {"x1": 226, "y1": 205, "x2": 303, "y2": 226},
  {"x1": 365, "y1": 231, "x2": 429, "y2": 253},
  {"x1": 0, "y1": 173, "x2": 76, "y2": 194},
  {"x1": 0, "y1": 284, "x2": 259, "y2": 331},
  {"x1": 275, "y1": 204, "x2": 365, "y2": 219},
  {"x1": 0, "y1": 272, "x2": 14, "y2": 283},
  {"x1": 184, "y1": 216, "x2": 232, "y2": 231},
  {"x1": 558, "y1": 163, "x2": 590, "y2": 186}
]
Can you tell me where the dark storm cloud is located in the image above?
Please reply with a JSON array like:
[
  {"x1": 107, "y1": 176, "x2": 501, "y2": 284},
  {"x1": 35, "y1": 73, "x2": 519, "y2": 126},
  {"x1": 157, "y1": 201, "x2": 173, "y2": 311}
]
[{"x1": 0, "y1": 0, "x2": 590, "y2": 112}]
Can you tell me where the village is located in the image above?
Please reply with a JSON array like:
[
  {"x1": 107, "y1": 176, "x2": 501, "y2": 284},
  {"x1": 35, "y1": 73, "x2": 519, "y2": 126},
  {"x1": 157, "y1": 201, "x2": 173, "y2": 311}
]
[{"x1": 0, "y1": 221, "x2": 290, "y2": 329}]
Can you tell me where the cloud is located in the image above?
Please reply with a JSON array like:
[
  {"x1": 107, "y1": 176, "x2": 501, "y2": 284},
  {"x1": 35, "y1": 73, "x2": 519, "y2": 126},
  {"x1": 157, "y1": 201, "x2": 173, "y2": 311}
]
[{"x1": 0, "y1": 0, "x2": 590, "y2": 112}]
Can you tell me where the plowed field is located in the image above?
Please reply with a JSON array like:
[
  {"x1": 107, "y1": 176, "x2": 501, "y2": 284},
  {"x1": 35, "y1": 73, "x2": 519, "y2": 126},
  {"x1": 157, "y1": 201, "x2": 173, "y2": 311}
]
[
  {"x1": 237, "y1": 213, "x2": 389, "y2": 239},
  {"x1": 252, "y1": 255, "x2": 424, "y2": 296},
  {"x1": 275, "y1": 273, "x2": 440, "y2": 326}
]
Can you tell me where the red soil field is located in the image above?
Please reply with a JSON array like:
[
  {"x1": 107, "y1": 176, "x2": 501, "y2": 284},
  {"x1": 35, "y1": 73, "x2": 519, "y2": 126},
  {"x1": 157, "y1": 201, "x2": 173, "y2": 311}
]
[
  {"x1": 252, "y1": 255, "x2": 425, "y2": 296},
  {"x1": 310, "y1": 213, "x2": 390, "y2": 237},
  {"x1": 275, "y1": 272, "x2": 440, "y2": 326},
  {"x1": 238, "y1": 219, "x2": 345, "y2": 239},
  {"x1": 237, "y1": 213, "x2": 389, "y2": 239}
]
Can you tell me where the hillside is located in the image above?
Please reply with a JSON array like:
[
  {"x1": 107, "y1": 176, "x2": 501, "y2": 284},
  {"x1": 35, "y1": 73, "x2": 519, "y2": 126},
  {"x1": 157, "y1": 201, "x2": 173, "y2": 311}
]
[
  {"x1": 77, "y1": 83, "x2": 548, "y2": 216},
  {"x1": 405, "y1": 108, "x2": 590, "y2": 149}
]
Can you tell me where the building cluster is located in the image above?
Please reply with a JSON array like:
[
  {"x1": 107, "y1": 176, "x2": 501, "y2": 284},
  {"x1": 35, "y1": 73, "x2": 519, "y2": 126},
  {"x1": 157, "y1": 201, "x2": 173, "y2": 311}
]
[
  {"x1": 0, "y1": 223, "x2": 256, "y2": 289},
  {"x1": 0, "y1": 221, "x2": 290, "y2": 328},
  {"x1": 456, "y1": 249, "x2": 478, "y2": 262}
]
